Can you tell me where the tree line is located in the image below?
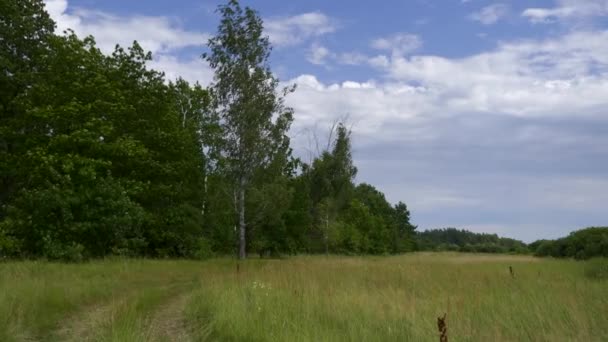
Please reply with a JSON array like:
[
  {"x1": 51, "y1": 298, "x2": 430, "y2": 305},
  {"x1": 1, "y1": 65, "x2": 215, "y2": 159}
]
[
  {"x1": 529, "y1": 227, "x2": 608, "y2": 260},
  {"x1": 419, "y1": 227, "x2": 608, "y2": 259},
  {"x1": 416, "y1": 228, "x2": 529, "y2": 254},
  {"x1": 0, "y1": 0, "x2": 416, "y2": 260}
]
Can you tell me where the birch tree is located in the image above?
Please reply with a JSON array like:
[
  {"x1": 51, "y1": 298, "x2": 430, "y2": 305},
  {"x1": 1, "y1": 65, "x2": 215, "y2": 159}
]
[{"x1": 204, "y1": 0, "x2": 294, "y2": 259}]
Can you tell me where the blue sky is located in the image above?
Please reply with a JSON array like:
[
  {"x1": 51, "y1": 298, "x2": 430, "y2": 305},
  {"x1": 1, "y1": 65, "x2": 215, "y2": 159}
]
[{"x1": 44, "y1": 0, "x2": 608, "y2": 242}]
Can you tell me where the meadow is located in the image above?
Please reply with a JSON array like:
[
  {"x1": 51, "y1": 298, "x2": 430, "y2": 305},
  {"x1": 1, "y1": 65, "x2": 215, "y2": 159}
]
[{"x1": 1, "y1": 253, "x2": 606, "y2": 341}]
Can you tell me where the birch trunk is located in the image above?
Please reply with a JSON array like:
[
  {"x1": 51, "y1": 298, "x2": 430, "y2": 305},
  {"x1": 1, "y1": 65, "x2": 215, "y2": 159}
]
[{"x1": 238, "y1": 177, "x2": 246, "y2": 259}]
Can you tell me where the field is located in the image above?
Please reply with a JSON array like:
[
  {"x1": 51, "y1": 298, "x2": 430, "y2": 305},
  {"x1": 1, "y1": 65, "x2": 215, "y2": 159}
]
[{"x1": 1, "y1": 254, "x2": 606, "y2": 341}]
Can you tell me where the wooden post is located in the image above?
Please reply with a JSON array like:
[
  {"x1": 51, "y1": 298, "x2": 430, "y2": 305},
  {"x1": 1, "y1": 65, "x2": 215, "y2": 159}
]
[{"x1": 437, "y1": 313, "x2": 448, "y2": 342}]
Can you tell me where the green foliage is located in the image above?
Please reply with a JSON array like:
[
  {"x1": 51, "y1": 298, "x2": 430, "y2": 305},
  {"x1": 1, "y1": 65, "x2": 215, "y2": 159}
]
[
  {"x1": 203, "y1": 0, "x2": 295, "y2": 259},
  {"x1": 1, "y1": 0, "x2": 56, "y2": 222},
  {"x1": 533, "y1": 227, "x2": 608, "y2": 259},
  {"x1": 0, "y1": 0, "x2": 418, "y2": 259},
  {"x1": 416, "y1": 228, "x2": 528, "y2": 254},
  {"x1": 0, "y1": 1, "x2": 209, "y2": 260},
  {"x1": 193, "y1": 237, "x2": 214, "y2": 260}
]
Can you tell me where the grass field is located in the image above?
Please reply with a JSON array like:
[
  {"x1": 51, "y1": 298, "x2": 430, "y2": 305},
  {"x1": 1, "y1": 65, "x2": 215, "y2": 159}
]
[{"x1": 1, "y1": 253, "x2": 606, "y2": 341}]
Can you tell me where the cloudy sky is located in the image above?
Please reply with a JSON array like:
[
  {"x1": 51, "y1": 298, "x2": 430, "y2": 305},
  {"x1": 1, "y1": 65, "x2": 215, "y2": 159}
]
[{"x1": 43, "y1": 0, "x2": 608, "y2": 242}]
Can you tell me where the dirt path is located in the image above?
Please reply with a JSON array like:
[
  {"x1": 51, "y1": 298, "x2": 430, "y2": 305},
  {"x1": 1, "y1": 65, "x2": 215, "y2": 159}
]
[
  {"x1": 51, "y1": 296, "x2": 126, "y2": 342},
  {"x1": 45, "y1": 280, "x2": 197, "y2": 342},
  {"x1": 146, "y1": 291, "x2": 194, "y2": 342}
]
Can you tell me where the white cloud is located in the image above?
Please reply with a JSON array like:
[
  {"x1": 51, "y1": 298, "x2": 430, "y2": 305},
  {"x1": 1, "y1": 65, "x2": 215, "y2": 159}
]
[
  {"x1": 469, "y1": 3, "x2": 509, "y2": 25},
  {"x1": 377, "y1": 30, "x2": 608, "y2": 116},
  {"x1": 302, "y1": 29, "x2": 608, "y2": 118},
  {"x1": 287, "y1": 74, "x2": 433, "y2": 136},
  {"x1": 306, "y1": 33, "x2": 421, "y2": 67},
  {"x1": 306, "y1": 43, "x2": 331, "y2": 65},
  {"x1": 523, "y1": 0, "x2": 608, "y2": 23},
  {"x1": 44, "y1": 0, "x2": 208, "y2": 55},
  {"x1": 286, "y1": 67, "x2": 608, "y2": 241},
  {"x1": 43, "y1": 0, "x2": 213, "y2": 85},
  {"x1": 336, "y1": 52, "x2": 369, "y2": 65},
  {"x1": 148, "y1": 56, "x2": 213, "y2": 86},
  {"x1": 264, "y1": 12, "x2": 336, "y2": 47},
  {"x1": 306, "y1": 44, "x2": 372, "y2": 66},
  {"x1": 371, "y1": 33, "x2": 422, "y2": 55}
]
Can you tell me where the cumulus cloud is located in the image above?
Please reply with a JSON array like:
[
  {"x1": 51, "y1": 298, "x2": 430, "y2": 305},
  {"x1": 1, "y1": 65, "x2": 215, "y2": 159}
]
[
  {"x1": 469, "y1": 3, "x2": 510, "y2": 25},
  {"x1": 148, "y1": 56, "x2": 214, "y2": 86},
  {"x1": 44, "y1": 0, "x2": 208, "y2": 55},
  {"x1": 306, "y1": 33, "x2": 420, "y2": 67},
  {"x1": 371, "y1": 33, "x2": 422, "y2": 55},
  {"x1": 523, "y1": 0, "x2": 608, "y2": 23},
  {"x1": 377, "y1": 31, "x2": 608, "y2": 116},
  {"x1": 306, "y1": 44, "x2": 371, "y2": 66},
  {"x1": 43, "y1": 0, "x2": 214, "y2": 84},
  {"x1": 306, "y1": 43, "x2": 331, "y2": 65},
  {"x1": 264, "y1": 12, "x2": 336, "y2": 47},
  {"x1": 285, "y1": 73, "x2": 608, "y2": 240},
  {"x1": 304, "y1": 30, "x2": 608, "y2": 118},
  {"x1": 286, "y1": 28, "x2": 608, "y2": 239}
]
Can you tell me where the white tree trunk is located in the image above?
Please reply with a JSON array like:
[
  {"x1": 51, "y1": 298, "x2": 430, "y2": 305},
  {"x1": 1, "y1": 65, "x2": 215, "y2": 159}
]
[{"x1": 238, "y1": 177, "x2": 246, "y2": 259}]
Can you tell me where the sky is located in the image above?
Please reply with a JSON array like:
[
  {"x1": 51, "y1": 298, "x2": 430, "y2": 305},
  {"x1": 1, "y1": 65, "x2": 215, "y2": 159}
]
[{"x1": 42, "y1": 0, "x2": 608, "y2": 242}]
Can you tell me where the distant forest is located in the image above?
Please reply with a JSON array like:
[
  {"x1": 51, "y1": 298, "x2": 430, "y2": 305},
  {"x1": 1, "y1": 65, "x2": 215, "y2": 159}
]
[
  {"x1": 416, "y1": 227, "x2": 608, "y2": 259},
  {"x1": 1, "y1": 1, "x2": 606, "y2": 261},
  {"x1": 529, "y1": 227, "x2": 608, "y2": 260},
  {"x1": 416, "y1": 228, "x2": 528, "y2": 254}
]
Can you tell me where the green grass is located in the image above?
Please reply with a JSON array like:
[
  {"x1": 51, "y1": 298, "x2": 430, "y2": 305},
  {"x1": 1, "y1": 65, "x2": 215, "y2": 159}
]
[{"x1": 1, "y1": 254, "x2": 606, "y2": 341}]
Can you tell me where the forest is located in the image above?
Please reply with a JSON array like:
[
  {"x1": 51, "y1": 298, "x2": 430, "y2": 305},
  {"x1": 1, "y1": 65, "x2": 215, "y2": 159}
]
[
  {"x1": 416, "y1": 228, "x2": 529, "y2": 254},
  {"x1": 0, "y1": 0, "x2": 417, "y2": 261},
  {"x1": 529, "y1": 227, "x2": 608, "y2": 259}
]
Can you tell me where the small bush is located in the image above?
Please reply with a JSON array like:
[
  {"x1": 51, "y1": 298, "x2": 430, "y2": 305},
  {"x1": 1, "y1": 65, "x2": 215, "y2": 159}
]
[
  {"x1": 43, "y1": 240, "x2": 86, "y2": 262},
  {"x1": 193, "y1": 237, "x2": 214, "y2": 260}
]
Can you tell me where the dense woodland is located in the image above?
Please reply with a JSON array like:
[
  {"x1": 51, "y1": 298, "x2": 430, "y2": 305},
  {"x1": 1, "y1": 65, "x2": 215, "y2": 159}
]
[
  {"x1": 417, "y1": 228, "x2": 608, "y2": 259},
  {"x1": 0, "y1": 1, "x2": 605, "y2": 261},
  {"x1": 529, "y1": 227, "x2": 608, "y2": 260},
  {"x1": 416, "y1": 228, "x2": 529, "y2": 254},
  {"x1": 0, "y1": 0, "x2": 417, "y2": 260}
]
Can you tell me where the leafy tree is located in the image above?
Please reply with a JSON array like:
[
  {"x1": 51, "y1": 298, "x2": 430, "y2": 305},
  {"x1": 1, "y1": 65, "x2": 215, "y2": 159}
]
[
  {"x1": 307, "y1": 123, "x2": 358, "y2": 252},
  {"x1": 0, "y1": 5, "x2": 209, "y2": 259},
  {"x1": 393, "y1": 202, "x2": 417, "y2": 252},
  {"x1": 0, "y1": 0, "x2": 422, "y2": 260},
  {"x1": 0, "y1": 0, "x2": 55, "y2": 221},
  {"x1": 0, "y1": 32, "x2": 150, "y2": 259},
  {"x1": 203, "y1": 0, "x2": 294, "y2": 259},
  {"x1": 533, "y1": 227, "x2": 608, "y2": 259},
  {"x1": 281, "y1": 167, "x2": 313, "y2": 253}
]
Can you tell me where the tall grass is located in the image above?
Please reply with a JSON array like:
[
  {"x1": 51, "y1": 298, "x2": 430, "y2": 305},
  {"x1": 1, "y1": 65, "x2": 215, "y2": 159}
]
[
  {"x1": 0, "y1": 259, "x2": 201, "y2": 341},
  {"x1": 1, "y1": 254, "x2": 606, "y2": 341},
  {"x1": 185, "y1": 254, "x2": 608, "y2": 341}
]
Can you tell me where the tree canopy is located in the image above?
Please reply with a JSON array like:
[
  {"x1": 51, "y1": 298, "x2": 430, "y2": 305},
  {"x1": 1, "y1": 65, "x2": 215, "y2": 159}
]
[
  {"x1": 530, "y1": 227, "x2": 608, "y2": 260},
  {"x1": 0, "y1": 0, "x2": 417, "y2": 260}
]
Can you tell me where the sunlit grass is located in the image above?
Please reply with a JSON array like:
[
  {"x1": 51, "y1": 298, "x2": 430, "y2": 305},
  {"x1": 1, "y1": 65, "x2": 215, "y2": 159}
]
[
  {"x1": 186, "y1": 254, "x2": 608, "y2": 341},
  {"x1": 1, "y1": 254, "x2": 606, "y2": 341}
]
